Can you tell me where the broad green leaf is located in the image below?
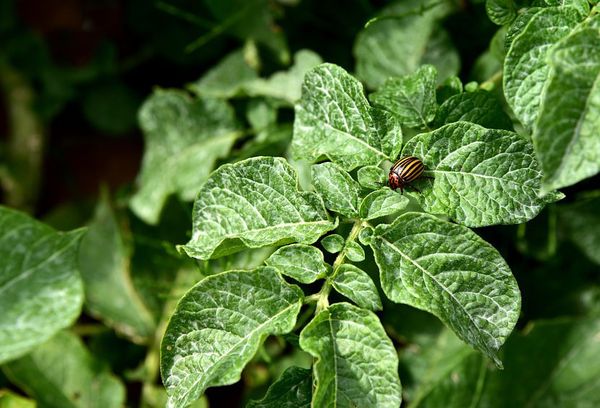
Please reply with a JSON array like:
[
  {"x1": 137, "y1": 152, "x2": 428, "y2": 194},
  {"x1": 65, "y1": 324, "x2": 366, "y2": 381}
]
[
  {"x1": 486, "y1": 0, "x2": 516, "y2": 25},
  {"x1": 433, "y1": 90, "x2": 513, "y2": 130},
  {"x1": 0, "y1": 390, "x2": 35, "y2": 408},
  {"x1": 311, "y1": 162, "x2": 361, "y2": 218},
  {"x1": 0, "y1": 207, "x2": 84, "y2": 364},
  {"x1": 180, "y1": 157, "x2": 336, "y2": 260},
  {"x1": 332, "y1": 264, "x2": 382, "y2": 311},
  {"x1": 354, "y1": 1, "x2": 458, "y2": 89},
  {"x1": 244, "y1": 50, "x2": 323, "y2": 104},
  {"x1": 130, "y1": 89, "x2": 241, "y2": 224},
  {"x1": 357, "y1": 165, "x2": 387, "y2": 189},
  {"x1": 503, "y1": 6, "x2": 582, "y2": 129},
  {"x1": 247, "y1": 366, "x2": 312, "y2": 408},
  {"x1": 370, "y1": 212, "x2": 521, "y2": 366},
  {"x1": 3, "y1": 331, "x2": 125, "y2": 408},
  {"x1": 344, "y1": 240, "x2": 365, "y2": 262},
  {"x1": 559, "y1": 192, "x2": 600, "y2": 265},
  {"x1": 265, "y1": 244, "x2": 328, "y2": 283},
  {"x1": 359, "y1": 188, "x2": 409, "y2": 220},
  {"x1": 534, "y1": 14, "x2": 600, "y2": 193},
  {"x1": 299, "y1": 303, "x2": 402, "y2": 407},
  {"x1": 321, "y1": 234, "x2": 345, "y2": 254},
  {"x1": 370, "y1": 65, "x2": 438, "y2": 129},
  {"x1": 188, "y1": 48, "x2": 258, "y2": 98},
  {"x1": 78, "y1": 195, "x2": 155, "y2": 342},
  {"x1": 402, "y1": 121, "x2": 558, "y2": 227},
  {"x1": 292, "y1": 64, "x2": 402, "y2": 170},
  {"x1": 161, "y1": 267, "x2": 303, "y2": 408},
  {"x1": 408, "y1": 318, "x2": 600, "y2": 407}
]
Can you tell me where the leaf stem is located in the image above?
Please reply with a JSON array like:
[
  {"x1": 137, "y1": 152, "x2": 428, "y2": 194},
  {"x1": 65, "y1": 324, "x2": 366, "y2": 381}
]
[{"x1": 315, "y1": 220, "x2": 364, "y2": 314}]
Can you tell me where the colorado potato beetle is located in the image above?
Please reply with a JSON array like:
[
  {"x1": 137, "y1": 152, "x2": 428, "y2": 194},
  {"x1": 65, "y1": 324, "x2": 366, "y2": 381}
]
[{"x1": 388, "y1": 156, "x2": 426, "y2": 193}]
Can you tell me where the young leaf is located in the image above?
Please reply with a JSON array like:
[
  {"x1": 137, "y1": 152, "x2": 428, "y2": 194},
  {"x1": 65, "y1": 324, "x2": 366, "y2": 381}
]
[
  {"x1": 357, "y1": 165, "x2": 387, "y2": 189},
  {"x1": 559, "y1": 192, "x2": 600, "y2": 265},
  {"x1": 188, "y1": 49, "x2": 258, "y2": 99},
  {"x1": 246, "y1": 366, "x2": 312, "y2": 408},
  {"x1": 402, "y1": 121, "x2": 558, "y2": 227},
  {"x1": 433, "y1": 89, "x2": 513, "y2": 130},
  {"x1": 0, "y1": 207, "x2": 84, "y2": 364},
  {"x1": 534, "y1": 14, "x2": 600, "y2": 193},
  {"x1": 311, "y1": 162, "x2": 361, "y2": 218},
  {"x1": 321, "y1": 234, "x2": 345, "y2": 254},
  {"x1": 369, "y1": 212, "x2": 521, "y2": 366},
  {"x1": 180, "y1": 157, "x2": 336, "y2": 260},
  {"x1": 344, "y1": 240, "x2": 366, "y2": 262},
  {"x1": 503, "y1": 6, "x2": 582, "y2": 129},
  {"x1": 299, "y1": 303, "x2": 402, "y2": 407},
  {"x1": 244, "y1": 50, "x2": 323, "y2": 104},
  {"x1": 78, "y1": 195, "x2": 155, "y2": 342},
  {"x1": 130, "y1": 90, "x2": 241, "y2": 224},
  {"x1": 265, "y1": 244, "x2": 328, "y2": 283},
  {"x1": 161, "y1": 267, "x2": 303, "y2": 408},
  {"x1": 359, "y1": 188, "x2": 409, "y2": 220},
  {"x1": 3, "y1": 331, "x2": 125, "y2": 408},
  {"x1": 370, "y1": 65, "x2": 438, "y2": 129},
  {"x1": 354, "y1": 0, "x2": 458, "y2": 89},
  {"x1": 292, "y1": 64, "x2": 402, "y2": 170},
  {"x1": 486, "y1": 0, "x2": 517, "y2": 26},
  {"x1": 332, "y1": 264, "x2": 382, "y2": 311}
]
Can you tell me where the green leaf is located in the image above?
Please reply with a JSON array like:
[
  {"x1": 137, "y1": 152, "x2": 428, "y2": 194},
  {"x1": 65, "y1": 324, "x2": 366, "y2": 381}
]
[
  {"x1": 503, "y1": 6, "x2": 582, "y2": 129},
  {"x1": 78, "y1": 195, "x2": 155, "y2": 342},
  {"x1": 0, "y1": 390, "x2": 35, "y2": 408},
  {"x1": 180, "y1": 157, "x2": 336, "y2": 260},
  {"x1": 244, "y1": 50, "x2": 323, "y2": 104},
  {"x1": 188, "y1": 48, "x2": 258, "y2": 98},
  {"x1": 246, "y1": 366, "x2": 312, "y2": 408},
  {"x1": 359, "y1": 188, "x2": 409, "y2": 220},
  {"x1": 433, "y1": 89, "x2": 513, "y2": 130},
  {"x1": 369, "y1": 212, "x2": 521, "y2": 366},
  {"x1": 299, "y1": 303, "x2": 402, "y2": 407},
  {"x1": 486, "y1": 0, "x2": 517, "y2": 26},
  {"x1": 559, "y1": 192, "x2": 600, "y2": 265},
  {"x1": 292, "y1": 64, "x2": 402, "y2": 170},
  {"x1": 311, "y1": 162, "x2": 361, "y2": 218},
  {"x1": 0, "y1": 207, "x2": 84, "y2": 364},
  {"x1": 130, "y1": 89, "x2": 241, "y2": 224},
  {"x1": 3, "y1": 331, "x2": 125, "y2": 408},
  {"x1": 332, "y1": 265, "x2": 382, "y2": 311},
  {"x1": 408, "y1": 318, "x2": 600, "y2": 407},
  {"x1": 321, "y1": 234, "x2": 345, "y2": 254},
  {"x1": 161, "y1": 267, "x2": 303, "y2": 408},
  {"x1": 534, "y1": 14, "x2": 600, "y2": 193},
  {"x1": 354, "y1": 1, "x2": 458, "y2": 89},
  {"x1": 436, "y1": 75, "x2": 463, "y2": 104},
  {"x1": 265, "y1": 244, "x2": 328, "y2": 283},
  {"x1": 402, "y1": 121, "x2": 557, "y2": 227},
  {"x1": 357, "y1": 165, "x2": 387, "y2": 189},
  {"x1": 370, "y1": 65, "x2": 438, "y2": 129},
  {"x1": 344, "y1": 240, "x2": 365, "y2": 262}
]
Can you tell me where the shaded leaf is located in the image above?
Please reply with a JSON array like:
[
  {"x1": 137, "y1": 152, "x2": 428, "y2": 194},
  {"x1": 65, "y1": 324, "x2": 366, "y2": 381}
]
[
  {"x1": 433, "y1": 89, "x2": 513, "y2": 130},
  {"x1": 130, "y1": 90, "x2": 241, "y2": 224},
  {"x1": 332, "y1": 264, "x2": 382, "y2": 311},
  {"x1": 299, "y1": 303, "x2": 402, "y2": 407},
  {"x1": 0, "y1": 207, "x2": 84, "y2": 364},
  {"x1": 559, "y1": 192, "x2": 600, "y2": 265},
  {"x1": 292, "y1": 64, "x2": 402, "y2": 170},
  {"x1": 311, "y1": 162, "x2": 361, "y2": 218},
  {"x1": 370, "y1": 65, "x2": 438, "y2": 129},
  {"x1": 402, "y1": 121, "x2": 559, "y2": 227},
  {"x1": 3, "y1": 331, "x2": 125, "y2": 408},
  {"x1": 265, "y1": 244, "x2": 328, "y2": 283},
  {"x1": 246, "y1": 366, "x2": 312, "y2": 408},
  {"x1": 370, "y1": 212, "x2": 521, "y2": 366},
  {"x1": 359, "y1": 188, "x2": 409, "y2": 220},
  {"x1": 161, "y1": 267, "x2": 303, "y2": 408},
  {"x1": 181, "y1": 157, "x2": 336, "y2": 260}
]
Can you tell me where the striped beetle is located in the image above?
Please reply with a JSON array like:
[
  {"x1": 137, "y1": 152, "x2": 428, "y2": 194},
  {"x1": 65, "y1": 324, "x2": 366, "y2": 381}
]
[{"x1": 388, "y1": 156, "x2": 426, "y2": 194}]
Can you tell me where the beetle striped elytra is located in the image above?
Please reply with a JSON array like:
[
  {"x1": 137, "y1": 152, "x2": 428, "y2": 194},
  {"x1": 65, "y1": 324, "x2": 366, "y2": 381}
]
[{"x1": 388, "y1": 156, "x2": 425, "y2": 193}]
